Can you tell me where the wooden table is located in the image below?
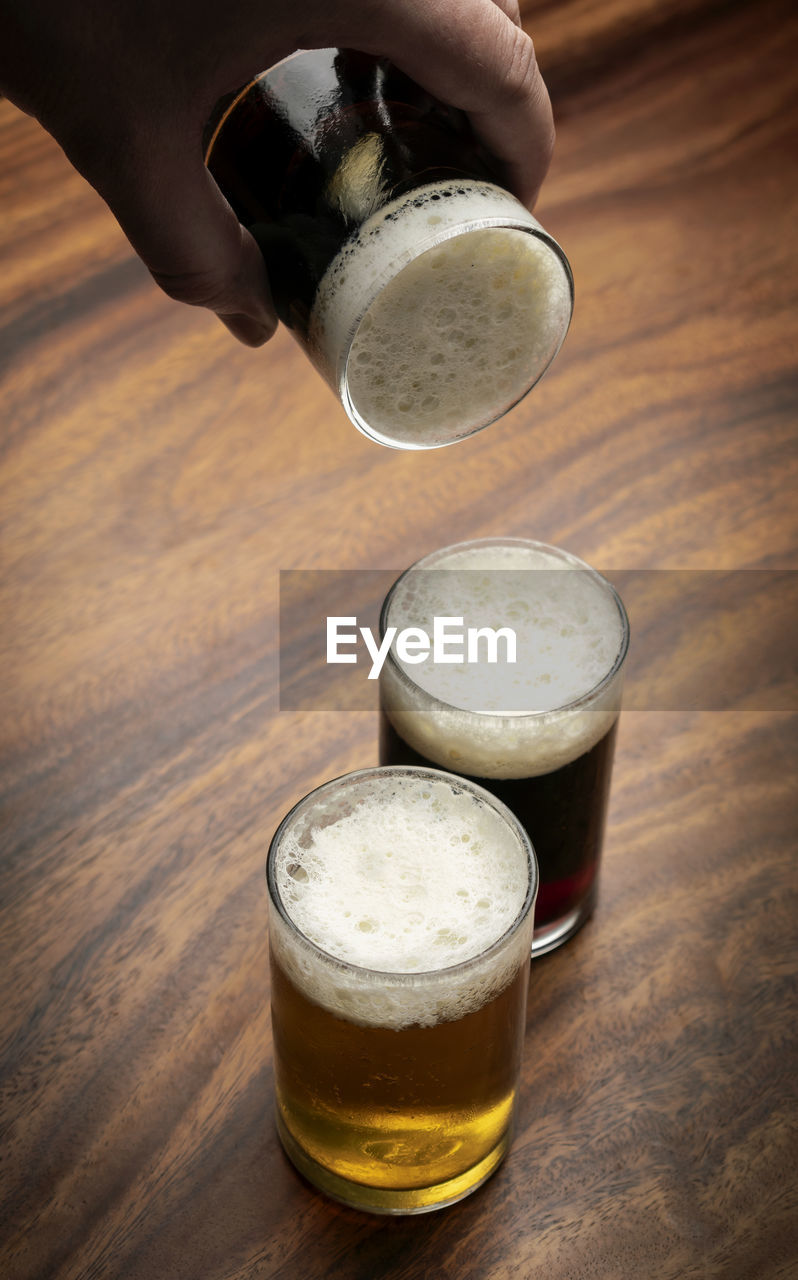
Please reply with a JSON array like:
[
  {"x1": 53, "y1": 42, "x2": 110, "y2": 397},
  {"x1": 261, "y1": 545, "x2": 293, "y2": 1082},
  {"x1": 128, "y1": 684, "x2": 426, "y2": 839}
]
[{"x1": 2, "y1": 1, "x2": 796, "y2": 1276}]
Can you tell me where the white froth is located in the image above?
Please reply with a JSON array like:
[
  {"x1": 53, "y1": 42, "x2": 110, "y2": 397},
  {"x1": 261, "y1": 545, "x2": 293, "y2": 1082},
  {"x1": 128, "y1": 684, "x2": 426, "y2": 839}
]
[
  {"x1": 308, "y1": 181, "x2": 572, "y2": 448},
  {"x1": 346, "y1": 228, "x2": 567, "y2": 444},
  {"x1": 381, "y1": 540, "x2": 628, "y2": 778},
  {"x1": 276, "y1": 788, "x2": 526, "y2": 971},
  {"x1": 269, "y1": 770, "x2": 534, "y2": 1029}
]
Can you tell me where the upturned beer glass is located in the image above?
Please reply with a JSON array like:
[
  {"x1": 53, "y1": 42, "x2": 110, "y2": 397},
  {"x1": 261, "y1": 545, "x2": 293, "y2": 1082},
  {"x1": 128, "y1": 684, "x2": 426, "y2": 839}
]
[
  {"x1": 267, "y1": 765, "x2": 537, "y2": 1213},
  {"x1": 205, "y1": 48, "x2": 573, "y2": 449},
  {"x1": 378, "y1": 539, "x2": 630, "y2": 956}
]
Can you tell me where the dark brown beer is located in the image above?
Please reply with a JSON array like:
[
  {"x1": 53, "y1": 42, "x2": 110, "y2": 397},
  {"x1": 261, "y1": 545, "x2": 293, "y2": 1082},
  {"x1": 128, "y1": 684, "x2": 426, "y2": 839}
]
[
  {"x1": 205, "y1": 48, "x2": 501, "y2": 333},
  {"x1": 378, "y1": 538, "x2": 629, "y2": 954},
  {"x1": 205, "y1": 51, "x2": 574, "y2": 449}
]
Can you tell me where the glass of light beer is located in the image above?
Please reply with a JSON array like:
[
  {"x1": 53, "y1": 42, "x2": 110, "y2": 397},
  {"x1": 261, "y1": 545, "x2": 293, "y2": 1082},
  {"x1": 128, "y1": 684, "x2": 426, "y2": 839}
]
[
  {"x1": 205, "y1": 48, "x2": 573, "y2": 449},
  {"x1": 266, "y1": 765, "x2": 537, "y2": 1213},
  {"x1": 379, "y1": 539, "x2": 630, "y2": 956}
]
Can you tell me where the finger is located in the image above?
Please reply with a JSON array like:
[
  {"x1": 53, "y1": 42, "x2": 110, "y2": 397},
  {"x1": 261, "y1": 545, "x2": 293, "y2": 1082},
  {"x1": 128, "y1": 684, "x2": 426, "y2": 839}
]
[
  {"x1": 349, "y1": 0, "x2": 554, "y2": 208},
  {"x1": 490, "y1": 0, "x2": 523, "y2": 27},
  {"x1": 80, "y1": 128, "x2": 278, "y2": 345}
]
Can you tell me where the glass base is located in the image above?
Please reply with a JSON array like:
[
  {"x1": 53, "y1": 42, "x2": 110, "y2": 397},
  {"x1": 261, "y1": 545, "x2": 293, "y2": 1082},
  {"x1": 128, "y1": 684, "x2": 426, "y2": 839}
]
[
  {"x1": 275, "y1": 1109, "x2": 512, "y2": 1215},
  {"x1": 531, "y1": 891, "x2": 595, "y2": 957}
]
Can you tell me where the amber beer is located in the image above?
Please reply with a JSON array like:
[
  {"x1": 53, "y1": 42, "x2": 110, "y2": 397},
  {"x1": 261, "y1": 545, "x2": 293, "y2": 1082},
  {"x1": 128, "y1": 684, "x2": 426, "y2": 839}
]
[
  {"x1": 267, "y1": 766, "x2": 537, "y2": 1213},
  {"x1": 379, "y1": 540, "x2": 630, "y2": 956},
  {"x1": 205, "y1": 48, "x2": 573, "y2": 448}
]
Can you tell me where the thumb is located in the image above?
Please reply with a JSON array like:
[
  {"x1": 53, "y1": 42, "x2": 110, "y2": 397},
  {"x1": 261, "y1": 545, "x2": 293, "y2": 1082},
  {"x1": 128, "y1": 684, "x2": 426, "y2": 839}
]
[{"x1": 91, "y1": 131, "x2": 278, "y2": 346}]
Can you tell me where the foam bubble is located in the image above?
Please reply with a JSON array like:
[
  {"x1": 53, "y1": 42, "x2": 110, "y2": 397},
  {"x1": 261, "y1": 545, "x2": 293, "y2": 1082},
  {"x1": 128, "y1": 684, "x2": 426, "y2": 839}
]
[
  {"x1": 269, "y1": 770, "x2": 534, "y2": 1029},
  {"x1": 308, "y1": 181, "x2": 572, "y2": 447},
  {"x1": 381, "y1": 540, "x2": 628, "y2": 778}
]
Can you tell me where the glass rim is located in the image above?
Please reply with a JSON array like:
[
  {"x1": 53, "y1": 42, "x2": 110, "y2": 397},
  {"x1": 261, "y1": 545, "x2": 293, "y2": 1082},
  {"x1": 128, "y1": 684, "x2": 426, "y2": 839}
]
[
  {"x1": 266, "y1": 764, "x2": 537, "y2": 983},
  {"x1": 379, "y1": 536, "x2": 630, "y2": 718},
  {"x1": 341, "y1": 221, "x2": 574, "y2": 451}
]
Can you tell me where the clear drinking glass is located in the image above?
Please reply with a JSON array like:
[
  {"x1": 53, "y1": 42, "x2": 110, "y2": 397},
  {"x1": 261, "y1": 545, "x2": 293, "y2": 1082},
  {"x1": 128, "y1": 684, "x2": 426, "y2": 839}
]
[
  {"x1": 205, "y1": 48, "x2": 573, "y2": 449},
  {"x1": 266, "y1": 765, "x2": 537, "y2": 1213},
  {"x1": 378, "y1": 539, "x2": 630, "y2": 956}
]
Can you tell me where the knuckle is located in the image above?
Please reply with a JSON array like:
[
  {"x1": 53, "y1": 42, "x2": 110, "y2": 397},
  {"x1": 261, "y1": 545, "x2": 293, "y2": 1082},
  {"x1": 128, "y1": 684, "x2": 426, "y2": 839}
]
[
  {"x1": 493, "y1": 0, "x2": 523, "y2": 26},
  {"x1": 500, "y1": 29, "x2": 543, "y2": 107},
  {"x1": 149, "y1": 263, "x2": 233, "y2": 310}
]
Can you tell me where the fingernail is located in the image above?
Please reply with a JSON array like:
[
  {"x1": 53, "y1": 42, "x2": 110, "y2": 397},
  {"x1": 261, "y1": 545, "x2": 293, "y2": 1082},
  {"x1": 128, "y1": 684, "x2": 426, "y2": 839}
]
[{"x1": 218, "y1": 313, "x2": 275, "y2": 347}]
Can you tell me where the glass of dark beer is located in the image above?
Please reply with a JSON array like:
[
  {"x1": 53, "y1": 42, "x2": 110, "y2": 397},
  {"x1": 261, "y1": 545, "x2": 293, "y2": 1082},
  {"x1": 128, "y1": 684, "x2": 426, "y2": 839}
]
[
  {"x1": 378, "y1": 539, "x2": 630, "y2": 956},
  {"x1": 205, "y1": 48, "x2": 573, "y2": 449},
  {"x1": 267, "y1": 765, "x2": 537, "y2": 1213}
]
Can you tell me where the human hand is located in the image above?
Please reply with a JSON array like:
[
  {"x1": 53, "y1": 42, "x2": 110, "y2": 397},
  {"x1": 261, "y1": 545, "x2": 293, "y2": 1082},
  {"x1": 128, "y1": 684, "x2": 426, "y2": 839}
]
[{"x1": 0, "y1": 0, "x2": 554, "y2": 345}]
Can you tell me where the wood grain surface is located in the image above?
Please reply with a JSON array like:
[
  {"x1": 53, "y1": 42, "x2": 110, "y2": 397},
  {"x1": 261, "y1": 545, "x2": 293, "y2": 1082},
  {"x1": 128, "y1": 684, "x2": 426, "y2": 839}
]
[{"x1": 2, "y1": 1, "x2": 797, "y2": 1277}]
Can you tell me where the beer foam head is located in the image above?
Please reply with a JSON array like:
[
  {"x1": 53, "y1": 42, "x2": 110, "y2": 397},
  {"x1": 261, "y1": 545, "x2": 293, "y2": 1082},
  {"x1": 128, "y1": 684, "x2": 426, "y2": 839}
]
[
  {"x1": 268, "y1": 768, "x2": 535, "y2": 1029},
  {"x1": 381, "y1": 540, "x2": 629, "y2": 778},
  {"x1": 309, "y1": 181, "x2": 572, "y2": 448}
]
